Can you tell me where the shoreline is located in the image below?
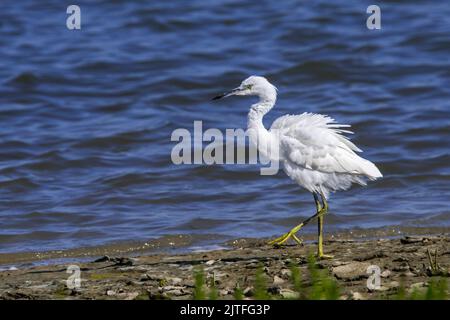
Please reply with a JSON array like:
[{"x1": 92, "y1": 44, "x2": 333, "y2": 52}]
[
  {"x1": 1, "y1": 225, "x2": 449, "y2": 269},
  {"x1": 0, "y1": 231, "x2": 449, "y2": 300}
]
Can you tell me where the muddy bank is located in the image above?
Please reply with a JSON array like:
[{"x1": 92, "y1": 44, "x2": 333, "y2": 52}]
[
  {"x1": 1, "y1": 226, "x2": 449, "y2": 267},
  {"x1": 0, "y1": 234, "x2": 449, "y2": 300}
]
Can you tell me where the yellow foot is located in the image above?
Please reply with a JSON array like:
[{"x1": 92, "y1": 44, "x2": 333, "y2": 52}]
[
  {"x1": 317, "y1": 253, "x2": 334, "y2": 260},
  {"x1": 268, "y1": 225, "x2": 304, "y2": 246}
]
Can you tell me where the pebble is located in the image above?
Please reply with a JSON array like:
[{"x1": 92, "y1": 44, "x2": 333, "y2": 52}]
[
  {"x1": 331, "y1": 260, "x2": 346, "y2": 267},
  {"x1": 402, "y1": 271, "x2": 416, "y2": 277},
  {"x1": 219, "y1": 289, "x2": 231, "y2": 296},
  {"x1": 205, "y1": 260, "x2": 215, "y2": 266},
  {"x1": 117, "y1": 291, "x2": 139, "y2": 300},
  {"x1": 410, "y1": 282, "x2": 427, "y2": 290},
  {"x1": 184, "y1": 280, "x2": 195, "y2": 288},
  {"x1": 273, "y1": 275, "x2": 285, "y2": 285},
  {"x1": 372, "y1": 285, "x2": 390, "y2": 292},
  {"x1": 332, "y1": 262, "x2": 371, "y2": 280},
  {"x1": 400, "y1": 236, "x2": 426, "y2": 244},
  {"x1": 165, "y1": 289, "x2": 185, "y2": 296},
  {"x1": 280, "y1": 289, "x2": 299, "y2": 299},
  {"x1": 351, "y1": 292, "x2": 366, "y2": 300},
  {"x1": 380, "y1": 270, "x2": 391, "y2": 278},
  {"x1": 388, "y1": 281, "x2": 400, "y2": 288},
  {"x1": 161, "y1": 285, "x2": 185, "y2": 292},
  {"x1": 95, "y1": 256, "x2": 111, "y2": 263},
  {"x1": 267, "y1": 286, "x2": 280, "y2": 295},
  {"x1": 280, "y1": 269, "x2": 292, "y2": 279},
  {"x1": 106, "y1": 290, "x2": 116, "y2": 296},
  {"x1": 243, "y1": 287, "x2": 253, "y2": 297},
  {"x1": 117, "y1": 266, "x2": 135, "y2": 271},
  {"x1": 139, "y1": 274, "x2": 152, "y2": 281},
  {"x1": 168, "y1": 277, "x2": 183, "y2": 285},
  {"x1": 393, "y1": 257, "x2": 409, "y2": 262},
  {"x1": 113, "y1": 257, "x2": 134, "y2": 266},
  {"x1": 393, "y1": 262, "x2": 410, "y2": 272}
]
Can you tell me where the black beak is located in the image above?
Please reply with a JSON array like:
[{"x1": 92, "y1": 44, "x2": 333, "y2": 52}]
[
  {"x1": 212, "y1": 92, "x2": 228, "y2": 100},
  {"x1": 211, "y1": 87, "x2": 240, "y2": 101}
]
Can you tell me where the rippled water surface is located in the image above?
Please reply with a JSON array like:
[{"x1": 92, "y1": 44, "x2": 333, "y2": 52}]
[{"x1": 0, "y1": 1, "x2": 449, "y2": 254}]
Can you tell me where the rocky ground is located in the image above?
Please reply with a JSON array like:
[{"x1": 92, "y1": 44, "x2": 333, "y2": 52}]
[{"x1": 0, "y1": 235, "x2": 449, "y2": 300}]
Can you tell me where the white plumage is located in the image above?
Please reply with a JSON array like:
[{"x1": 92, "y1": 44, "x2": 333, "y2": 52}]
[
  {"x1": 271, "y1": 112, "x2": 382, "y2": 198},
  {"x1": 213, "y1": 75, "x2": 382, "y2": 256}
]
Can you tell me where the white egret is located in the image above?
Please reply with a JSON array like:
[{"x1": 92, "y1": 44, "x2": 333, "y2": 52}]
[{"x1": 213, "y1": 76, "x2": 382, "y2": 258}]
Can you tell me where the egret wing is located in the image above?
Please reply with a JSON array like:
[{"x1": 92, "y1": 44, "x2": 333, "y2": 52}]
[{"x1": 270, "y1": 113, "x2": 380, "y2": 177}]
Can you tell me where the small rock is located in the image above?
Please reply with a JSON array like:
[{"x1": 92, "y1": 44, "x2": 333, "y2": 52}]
[
  {"x1": 161, "y1": 285, "x2": 185, "y2": 292},
  {"x1": 388, "y1": 281, "x2": 400, "y2": 289},
  {"x1": 147, "y1": 290, "x2": 169, "y2": 300},
  {"x1": 116, "y1": 291, "x2": 139, "y2": 300},
  {"x1": 280, "y1": 289, "x2": 299, "y2": 299},
  {"x1": 28, "y1": 284, "x2": 51, "y2": 290},
  {"x1": 179, "y1": 265, "x2": 194, "y2": 271},
  {"x1": 118, "y1": 266, "x2": 135, "y2": 271},
  {"x1": 205, "y1": 260, "x2": 215, "y2": 266},
  {"x1": 410, "y1": 282, "x2": 427, "y2": 290},
  {"x1": 95, "y1": 256, "x2": 134, "y2": 265},
  {"x1": 243, "y1": 287, "x2": 254, "y2": 297},
  {"x1": 332, "y1": 262, "x2": 371, "y2": 281},
  {"x1": 351, "y1": 292, "x2": 366, "y2": 300},
  {"x1": 184, "y1": 280, "x2": 195, "y2": 288},
  {"x1": 393, "y1": 257, "x2": 408, "y2": 262},
  {"x1": 133, "y1": 265, "x2": 153, "y2": 271},
  {"x1": 400, "y1": 236, "x2": 425, "y2": 244},
  {"x1": 70, "y1": 289, "x2": 80, "y2": 296},
  {"x1": 393, "y1": 262, "x2": 410, "y2": 272},
  {"x1": 113, "y1": 257, "x2": 134, "y2": 266},
  {"x1": 267, "y1": 286, "x2": 280, "y2": 295},
  {"x1": 139, "y1": 274, "x2": 152, "y2": 281},
  {"x1": 381, "y1": 270, "x2": 391, "y2": 278},
  {"x1": 219, "y1": 289, "x2": 231, "y2": 296},
  {"x1": 95, "y1": 255, "x2": 111, "y2": 263},
  {"x1": 355, "y1": 251, "x2": 387, "y2": 261},
  {"x1": 408, "y1": 282, "x2": 428, "y2": 295},
  {"x1": 168, "y1": 277, "x2": 183, "y2": 285},
  {"x1": 165, "y1": 289, "x2": 185, "y2": 296},
  {"x1": 280, "y1": 269, "x2": 292, "y2": 279},
  {"x1": 331, "y1": 260, "x2": 346, "y2": 267},
  {"x1": 106, "y1": 290, "x2": 116, "y2": 296},
  {"x1": 372, "y1": 285, "x2": 390, "y2": 292},
  {"x1": 273, "y1": 275, "x2": 284, "y2": 285}
]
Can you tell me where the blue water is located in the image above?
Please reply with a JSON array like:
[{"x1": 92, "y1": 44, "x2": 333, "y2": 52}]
[{"x1": 0, "y1": 0, "x2": 449, "y2": 254}]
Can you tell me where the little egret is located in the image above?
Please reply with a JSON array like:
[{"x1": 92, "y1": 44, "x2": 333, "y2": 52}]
[{"x1": 213, "y1": 76, "x2": 382, "y2": 258}]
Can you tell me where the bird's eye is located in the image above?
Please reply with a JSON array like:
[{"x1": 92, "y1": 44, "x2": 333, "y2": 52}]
[{"x1": 245, "y1": 84, "x2": 253, "y2": 90}]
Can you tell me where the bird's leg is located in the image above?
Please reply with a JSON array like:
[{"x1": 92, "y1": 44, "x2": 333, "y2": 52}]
[
  {"x1": 313, "y1": 192, "x2": 322, "y2": 213},
  {"x1": 268, "y1": 193, "x2": 323, "y2": 246},
  {"x1": 315, "y1": 193, "x2": 325, "y2": 256},
  {"x1": 317, "y1": 192, "x2": 333, "y2": 259}
]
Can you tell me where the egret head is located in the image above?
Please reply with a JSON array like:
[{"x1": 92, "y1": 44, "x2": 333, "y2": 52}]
[{"x1": 212, "y1": 76, "x2": 277, "y2": 101}]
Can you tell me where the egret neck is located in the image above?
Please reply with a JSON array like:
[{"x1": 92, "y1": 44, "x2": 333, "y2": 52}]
[
  {"x1": 247, "y1": 88, "x2": 277, "y2": 131},
  {"x1": 247, "y1": 89, "x2": 278, "y2": 161}
]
